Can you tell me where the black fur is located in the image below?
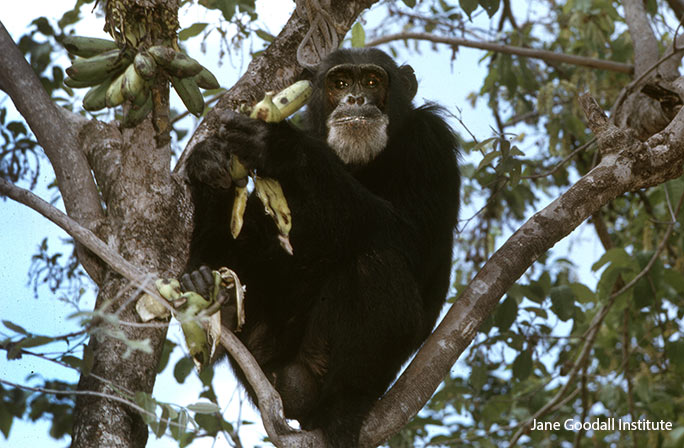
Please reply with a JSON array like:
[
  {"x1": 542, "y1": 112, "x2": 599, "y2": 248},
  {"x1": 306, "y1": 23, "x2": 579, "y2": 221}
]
[{"x1": 184, "y1": 48, "x2": 460, "y2": 447}]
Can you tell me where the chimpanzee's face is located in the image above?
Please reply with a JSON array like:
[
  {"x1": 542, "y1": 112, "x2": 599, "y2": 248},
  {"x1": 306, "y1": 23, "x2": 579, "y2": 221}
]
[{"x1": 324, "y1": 64, "x2": 390, "y2": 165}]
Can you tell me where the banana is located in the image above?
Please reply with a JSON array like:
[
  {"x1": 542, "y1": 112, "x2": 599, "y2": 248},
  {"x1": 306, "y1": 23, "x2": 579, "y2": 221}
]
[
  {"x1": 64, "y1": 76, "x2": 100, "y2": 89},
  {"x1": 229, "y1": 156, "x2": 249, "y2": 188},
  {"x1": 122, "y1": 95, "x2": 153, "y2": 128},
  {"x1": 231, "y1": 186, "x2": 249, "y2": 239},
  {"x1": 66, "y1": 49, "x2": 129, "y2": 84},
  {"x1": 250, "y1": 92, "x2": 281, "y2": 122},
  {"x1": 181, "y1": 319, "x2": 210, "y2": 367},
  {"x1": 63, "y1": 35, "x2": 118, "y2": 58},
  {"x1": 148, "y1": 46, "x2": 203, "y2": 78},
  {"x1": 254, "y1": 176, "x2": 292, "y2": 235},
  {"x1": 105, "y1": 71, "x2": 126, "y2": 108},
  {"x1": 194, "y1": 67, "x2": 220, "y2": 90},
  {"x1": 269, "y1": 80, "x2": 314, "y2": 120},
  {"x1": 133, "y1": 51, "x2": 158, "y2": 80},
  {"x1": 171, "y1": 76, "x2": 204, "y2": 116},
  {"x1": 156, "y1": 278, "x2": 182, "y2": 301},
  {"x1": 82, "y1": 79, "x2": 112, "y2": 111},
  {"x1": 166, "y1": 52, "x2": 204, "y2": 78},
  {"x1": 121, "y1": 63, "x2": 145, "y2": 102},
  {"x1": 148, "y1": 45, "x2": 176, "y2": 67}
]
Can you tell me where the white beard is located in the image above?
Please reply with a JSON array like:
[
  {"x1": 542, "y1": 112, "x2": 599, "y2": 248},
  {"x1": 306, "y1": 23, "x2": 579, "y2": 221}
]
[{"x1": 326, "y1": 115, "x2": 389, "y2": 165}]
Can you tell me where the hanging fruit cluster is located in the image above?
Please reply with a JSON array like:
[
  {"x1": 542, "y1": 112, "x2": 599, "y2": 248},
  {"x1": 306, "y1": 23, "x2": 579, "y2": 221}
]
[{"x1": 63, "y1": 35, "x2": 220, "y2": 127}]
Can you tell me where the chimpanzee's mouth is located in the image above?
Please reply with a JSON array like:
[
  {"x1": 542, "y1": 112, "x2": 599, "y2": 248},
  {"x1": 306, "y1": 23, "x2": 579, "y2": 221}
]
[{"x1": 328, "y1": 105, "x2": 384, "y2": 126}]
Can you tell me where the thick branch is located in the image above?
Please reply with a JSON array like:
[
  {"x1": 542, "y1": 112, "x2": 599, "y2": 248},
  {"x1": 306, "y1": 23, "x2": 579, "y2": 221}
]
[
  {"x1": 366, "y1": 32, "x2": 634, "y2": 74},
  {"x1": 359, "y1": 90, "x2": 684, "y2": 446},
  {"x1": 0, "y1": 20, "x2": 105, "y2": 282},
  {"x1": 623, "y1": 0, "x2": 659, "y2": 77}
]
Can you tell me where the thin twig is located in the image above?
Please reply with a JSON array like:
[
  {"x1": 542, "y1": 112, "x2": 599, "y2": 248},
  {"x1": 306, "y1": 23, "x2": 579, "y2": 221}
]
[
  {"x1": 522, "y1": 138, "x2": 596, "y2": 180},
  {"x1": 367, "y1": 32, "x2": 634, "y2": 74}
]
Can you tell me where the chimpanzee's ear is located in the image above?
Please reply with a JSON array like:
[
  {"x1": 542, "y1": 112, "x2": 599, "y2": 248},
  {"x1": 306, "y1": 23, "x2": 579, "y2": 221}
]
[{"x1": 399, "y1": 64, "x2": 418, "y2": 100}]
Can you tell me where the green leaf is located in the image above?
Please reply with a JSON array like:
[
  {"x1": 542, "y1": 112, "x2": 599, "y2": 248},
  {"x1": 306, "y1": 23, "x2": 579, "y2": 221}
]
[
  {"x1": 195, "y1": 413, "x2": 221, "y2": 435},
  {"x1": 351, "y1": 22, "x2": 365, "y2": 48},
  {"x1": 460, "y1": 0, "x2": 478, "y2": 19},
  {"x1": 32, "y1": 17, "x2": 54, "y2": 36},
  {"x1": 592, "y1": 247, "x2": 634, "y2": 272},
  {"x1": 478, "y1": 0, "x2": 500, "y2": 17},
  {"x1": 255, "y1": 29, "x2": 275, "y2": 43},
  {"x1": 549, "y1": 285, "x2": 574, "y2": 321},
  {"x1": 569, "y1": 282, "x2": 595, "y2": 302},
  {"x1": 135, "y1": 391, "x2": 158, "y2": 426},
  {"x1": 174, "y1": 356, "x2": 195, "y2": 384},
  {"x1": 187, "y1": 402, "x2": 220, "y2": 414},
  {"x1": 401, "y1": 0, "x2": 417, "y2": 7},
  {"x1": 663, "y1": 268, "x2": 684, "y2": 293},
  {"x1": 157, "y1": 339, "x2": 176, "y2": 373},
  {"x1": 666, "y1": 340, "x2": 684, "y2": 374},
  {"x1": 152, "y1": 405, "x2": 169, "y2": 438},
  {"x1": 2, "y1": 320, "x2": 28, "y2": 335},
  {"x1": 476, "y1": 150, "x2": 500, "y2": 171},
  {"x1": 470, "y1": 364, "x2": 487, "y2": 391},
  {"x1": 17, "y1": 335, "x2": 55, "y2": 349},
  {"x1": 82, "y1": 344, "x2": 94, "y2": 376},
  {"x1": 494, "y1": 295, "x2": 517, "y2": 330},
  {"x1": 512, "y1": 350, "x2": 532, "y2": 380},
  {"x1": 170, "y1": 409, "x2": 189, "y2": 439},
  {"x1": 0, "y1": 404, "x2": 12, "y2": 438},
  {"x1": 179, "y1": 23, "x2": 208, "y2": 41},
  {"x1": 60, "y1": 355, "x2": 81, "y2": 369}
]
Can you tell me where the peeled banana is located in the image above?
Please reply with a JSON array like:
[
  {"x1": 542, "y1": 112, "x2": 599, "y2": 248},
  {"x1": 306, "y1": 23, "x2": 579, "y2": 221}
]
[
  {"x1": 229, "y1": 80, "x2": 313, "y2": 253},
  {"x1": 254, "y1": 176, "x2": 293, "y2": 254}
]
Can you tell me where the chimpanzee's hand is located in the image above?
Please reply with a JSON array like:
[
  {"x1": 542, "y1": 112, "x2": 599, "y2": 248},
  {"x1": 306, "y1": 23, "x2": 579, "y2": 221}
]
[
  {"x1": 180, "y1": 266, "x2": 216, "y2": 301},
  {"x1": 185, "y1": 136, "x2": 234, "y2": 190},
  {"x1": 215, "y1": 109, "x2": 271, "y2": 173},
  {"x1": 180, "y1": 266, "x2": 238, "y2": 332}
]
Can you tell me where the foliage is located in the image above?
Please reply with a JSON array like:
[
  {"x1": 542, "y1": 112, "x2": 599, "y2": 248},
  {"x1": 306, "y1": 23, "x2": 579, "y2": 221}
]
[
  {"x1": 2, "y1": 0, "x2": 684, "y2": 447},
  {"x1": 378, "y1": 0, "x2": 684, "y2": 447}
]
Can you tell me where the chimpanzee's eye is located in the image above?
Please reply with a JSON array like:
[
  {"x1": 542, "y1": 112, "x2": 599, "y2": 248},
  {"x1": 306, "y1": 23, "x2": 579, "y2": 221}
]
[
  {"x1": 335, "y1": 80, "x2": 348, "y2": 90},
  {"x1": 367, "y1": 78, "x2": 377, "y2": 88}
]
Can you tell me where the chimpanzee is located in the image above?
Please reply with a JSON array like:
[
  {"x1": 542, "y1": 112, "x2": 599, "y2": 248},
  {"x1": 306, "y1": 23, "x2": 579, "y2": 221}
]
[{"x1": 183, "y1": 48, "x2": 460, "y2": 447}]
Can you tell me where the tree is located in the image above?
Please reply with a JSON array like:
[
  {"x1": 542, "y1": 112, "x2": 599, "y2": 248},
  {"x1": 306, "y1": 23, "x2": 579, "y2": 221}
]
[{"x1": 1, "y1": 0, "x2": 684, "y2": 447}]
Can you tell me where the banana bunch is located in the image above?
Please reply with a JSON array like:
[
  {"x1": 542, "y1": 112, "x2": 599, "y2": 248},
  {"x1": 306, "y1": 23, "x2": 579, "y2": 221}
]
[
  {"x1": 230, "y1": 80, "x2": 313, "y2": 255},
  {"x1": 63, "y1": 35, "x2": 221, "y2": 127}
]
